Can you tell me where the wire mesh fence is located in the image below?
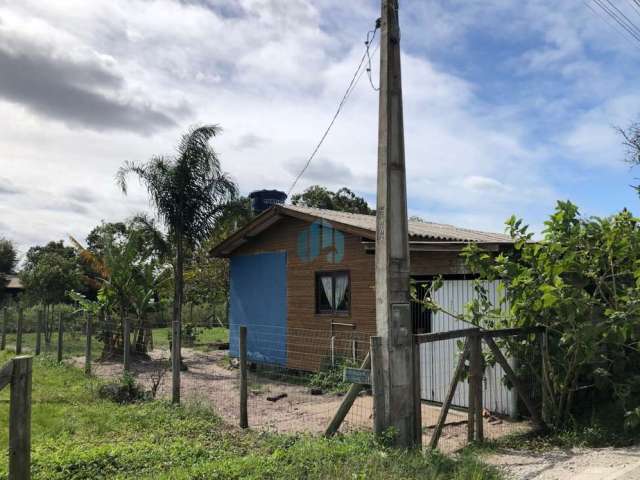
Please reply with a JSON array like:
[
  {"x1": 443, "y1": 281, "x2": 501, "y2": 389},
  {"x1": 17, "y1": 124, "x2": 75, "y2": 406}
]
[
  {"x1": 0, "y1": 305, "x2": 373, "y2": 437},
  {"x1": 0, "y1": 304, "x2": 546, "y2": 455}
]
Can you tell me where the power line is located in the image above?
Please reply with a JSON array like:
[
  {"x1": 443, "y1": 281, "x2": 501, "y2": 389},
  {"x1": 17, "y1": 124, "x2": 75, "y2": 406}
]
[
  {"x1": 590, "y1": 0, "x2": 640, "y2": 45},
  {"x1": 366, "y1": 22, "x2": 381, "y2": 91},
  {"x1": 603, "y1": 0, "x2": 640, "y2": 37},
  {"x1": 585, "y1": 0, "x2": 637, "y2": 43},
  {"x1": 627, "y1": 0, "x2": 640, "y2": 20},
  {"x1": 286, "y1": 22, "x2": 380, "y2": 197}
]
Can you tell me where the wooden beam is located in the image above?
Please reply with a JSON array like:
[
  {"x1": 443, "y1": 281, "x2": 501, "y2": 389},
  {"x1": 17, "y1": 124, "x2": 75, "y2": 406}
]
[
  {"x1": 1, "y1": 308, "x2": 7, "y2": 351},
  {"x1": 35, "y1": 310, "x2": 42, "y2": 356},
  {"x1": 9, "y1": 355, "x2": 32, "y2": 480},
  {"x1": 324, "y1": 352, "x2": 371, "y2": 437},
  {"x1": 415, "y1": 326, "x2": 545, "y2": 344},
  {"x1": 415, "y1": 328, "x2": 480, "y2": 344},
  {"x1": 470, "y1": 334, "x2": 483, "y2": 442},
  {"x1": 15, "y1": 309, "x2": 23, "y2": 355},
  {"x1": 0, "y1": 359, "x2": 13, "y2": 391},
  {"x1": 429, "y1": 340, "x2": 469, "y2": 449},
  {"x1": 239, "y1": 326, "x2": 248, "y2": 429},
  {"x1": 483, "y1": 335, "x2": 545, "y2": 430}
]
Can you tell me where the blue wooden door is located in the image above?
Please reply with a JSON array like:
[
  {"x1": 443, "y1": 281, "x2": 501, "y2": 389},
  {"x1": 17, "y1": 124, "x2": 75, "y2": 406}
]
[{"x1": 229, "y1": 252, "x2": 287, "y2": 366}]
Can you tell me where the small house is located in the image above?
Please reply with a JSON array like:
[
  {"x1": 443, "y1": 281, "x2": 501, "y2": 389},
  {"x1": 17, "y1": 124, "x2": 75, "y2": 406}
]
[
  {"x1": 2, "y1": 274, "x2": 23, "y2": 299},
  {"x1": 212, "y1": 204, "x2": 518, "y2": 415}
]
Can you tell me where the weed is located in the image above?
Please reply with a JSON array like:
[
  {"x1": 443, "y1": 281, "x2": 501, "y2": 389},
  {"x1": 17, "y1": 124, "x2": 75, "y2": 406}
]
[
  {"x1": 0, "y1": 351, "x2": 502, "y2": 479},
  {"x1": 307, "y1": 357, "x2": 359, "y2": 394}
]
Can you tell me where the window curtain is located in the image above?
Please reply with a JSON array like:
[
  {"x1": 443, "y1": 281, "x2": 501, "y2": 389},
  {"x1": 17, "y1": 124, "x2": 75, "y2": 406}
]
[
  {"x1": 334, "y1": 274, "x2": 348, "y2": 310},
  {"x1": 321, "y1": 276, "x2": 334, "y2": 308}
]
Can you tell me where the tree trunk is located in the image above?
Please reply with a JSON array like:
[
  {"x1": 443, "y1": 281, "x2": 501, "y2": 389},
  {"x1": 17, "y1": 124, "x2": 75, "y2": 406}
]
[{"x1": 172, "y1": 233, "x2": 184, "y2": 404}]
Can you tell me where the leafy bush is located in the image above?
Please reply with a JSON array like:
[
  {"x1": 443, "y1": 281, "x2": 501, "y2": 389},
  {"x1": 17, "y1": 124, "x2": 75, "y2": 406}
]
[
  {"x1": 98, "y1": 372, "x2": 149, "y2": 403},
  {"x1": 449, "y1": 201, "x2": 640, "y2": 432},
  {"x1": 307, "y1": 357, "x2": 359, "y2": 394}
]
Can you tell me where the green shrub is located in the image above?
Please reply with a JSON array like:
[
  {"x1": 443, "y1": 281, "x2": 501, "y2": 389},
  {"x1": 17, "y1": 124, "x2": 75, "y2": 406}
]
[
  {"x1": 98, "y1": 372, "x2": 149, "y2": 403},
  {"x1": 307, "y1": 357, "x2": 359, "y2": 394}
]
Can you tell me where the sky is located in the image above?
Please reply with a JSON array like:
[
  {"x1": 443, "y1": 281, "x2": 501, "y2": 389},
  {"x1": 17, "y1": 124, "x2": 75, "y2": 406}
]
[{"x1": 1, "y1": 0, "x2": 640, "y2": 257}]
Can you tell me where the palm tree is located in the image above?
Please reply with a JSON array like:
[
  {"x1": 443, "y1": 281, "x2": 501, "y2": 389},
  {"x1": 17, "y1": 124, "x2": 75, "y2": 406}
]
[{"x1": 117, "y1": 125, "x2": 238, "y2": 403}]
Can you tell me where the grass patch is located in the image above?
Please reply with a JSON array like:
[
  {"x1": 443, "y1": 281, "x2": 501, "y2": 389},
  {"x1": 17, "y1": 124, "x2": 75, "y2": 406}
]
[
  {"x1": 152, "y1": 327, "x2": 228, "y2": 352},
  {"x1": 1, "y1": 326, "x2": 228, "y2": 360},
  {"x1": 0, "y1": 350, "x2": 501, "y2": 479}
]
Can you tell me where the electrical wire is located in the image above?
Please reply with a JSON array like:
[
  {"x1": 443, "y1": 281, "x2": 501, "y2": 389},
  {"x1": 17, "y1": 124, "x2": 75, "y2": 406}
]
[
  {"x1": 585, "y1": 0, "x2": 637, "y2": 42},
  {"x1": 603, "y1": 0, "x2": 640, "y2": 37},
  {"x1": 366, "y1": 25, "x2": 380, "y2": 91},
  {"x1": 627, "y1": 0, "x2": 640, "y2": 20},
  {"x1": 590, "y1": 0, "x2": 640, "y2": 44},
  {"x1": 286, "y1": 22, "x2": 380, "y2": 198}
]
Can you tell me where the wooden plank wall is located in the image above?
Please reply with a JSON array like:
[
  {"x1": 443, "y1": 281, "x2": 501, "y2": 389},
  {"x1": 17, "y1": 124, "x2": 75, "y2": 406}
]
[{"x1": 234, "y1": 216, "x2": 471, "y2": 371}]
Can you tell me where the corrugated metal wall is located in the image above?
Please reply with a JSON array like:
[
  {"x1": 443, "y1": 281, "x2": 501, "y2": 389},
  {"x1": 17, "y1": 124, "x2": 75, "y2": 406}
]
[{"x1": 419, "y1": 279, "x2": 517, "y2": 416}]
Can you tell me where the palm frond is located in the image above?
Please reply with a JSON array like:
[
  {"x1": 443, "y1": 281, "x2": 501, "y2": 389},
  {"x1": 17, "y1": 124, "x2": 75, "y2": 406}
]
[{"x1": 118, "y1": 124, "x2": 238, "y2": 248}]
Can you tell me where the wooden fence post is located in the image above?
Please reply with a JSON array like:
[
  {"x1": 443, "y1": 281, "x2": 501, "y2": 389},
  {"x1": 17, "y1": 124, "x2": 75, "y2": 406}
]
[
  {"x1": 35, "y1": 310, "x2": 42, "y2": 356},
  {"x1": 85, "y1": 313, "x2": 92, "y2": 376},
  {"x1": 471, "y1": 333, "x2": 484, "y2": 442},
  {"x1": 15, "y1": 309, "x2": 23, "y2": 355},
  {"x1": 371, "y1": 336, "x2": 385, "y2": 435},
  {"x1": 57, "y1": 313, "x2": 64, "y2": 363},
  {"x1": 14, "y1": 309, "x2": 23, "y2": 355},
  {"x1": 1, "y1": 308, "x2": 7, "y2": 351},
  {"x1": 123, "y1": 315, "x2": 131, "y2": 372},
  {"x1": 467, "y1": 331, "x2": 484, "y2": 443},
  {"x1": 466, "y1": 335, "x2": 475, "y2": 443},
  {"x1": 9, "y1": 356, "x2": 32, "y2": 480},
  {"x1": 239, "y1": 326, "x2": 248, "y2": 429}
]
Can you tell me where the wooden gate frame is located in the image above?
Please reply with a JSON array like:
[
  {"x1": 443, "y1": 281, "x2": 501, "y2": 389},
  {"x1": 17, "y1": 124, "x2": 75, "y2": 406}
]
[
  {"x1": 1, "y1": 355, "x2": 33, "y2": 480},
  {"x1": 414, "y1": 326, "x2": 546, "y2": 450}
]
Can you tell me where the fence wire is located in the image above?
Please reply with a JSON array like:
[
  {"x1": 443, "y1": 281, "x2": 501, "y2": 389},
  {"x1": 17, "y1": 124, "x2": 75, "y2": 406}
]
[
  {"x1": 0, "y1": 306, "x2": 373, "y2": 438},
  {"x1": 0, "y1": 304, "x2": 542, "y2": 455}
]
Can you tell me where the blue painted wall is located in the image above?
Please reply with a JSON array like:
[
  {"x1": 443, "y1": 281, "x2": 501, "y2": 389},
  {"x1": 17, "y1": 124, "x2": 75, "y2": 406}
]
[{"x1": 229, "y1": 252, "x2": 287, "y2": 366}]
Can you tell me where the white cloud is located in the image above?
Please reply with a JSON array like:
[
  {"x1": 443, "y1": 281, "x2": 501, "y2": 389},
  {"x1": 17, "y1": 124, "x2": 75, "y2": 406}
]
[{"x1": 0, "y1": 0, "x2": 638, "y2": 251}]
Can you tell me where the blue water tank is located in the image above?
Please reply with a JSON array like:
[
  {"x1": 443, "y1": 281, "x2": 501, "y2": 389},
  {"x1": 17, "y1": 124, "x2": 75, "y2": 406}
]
[{"x1": 248, "y1": 189, "x2": 287, "y2": 214}]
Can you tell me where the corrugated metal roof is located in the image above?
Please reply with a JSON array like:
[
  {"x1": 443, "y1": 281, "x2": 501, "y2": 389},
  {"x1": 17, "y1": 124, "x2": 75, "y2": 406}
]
[{"x1": 283, "y1": 205, "x2": 513, "y2": 243}]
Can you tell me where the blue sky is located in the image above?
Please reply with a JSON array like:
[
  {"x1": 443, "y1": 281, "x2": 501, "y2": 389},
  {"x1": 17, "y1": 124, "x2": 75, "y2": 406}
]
[{"x1": 0, "y1": 0, "x2": 639, "y2": 254}]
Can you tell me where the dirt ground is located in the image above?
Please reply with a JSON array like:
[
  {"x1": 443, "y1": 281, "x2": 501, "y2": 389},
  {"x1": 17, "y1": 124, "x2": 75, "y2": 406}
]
[
  {"x1": 74, "y1": 347, "x2": 532, "y2": 450},
  {"x1": 487, "y1": 446, "x2": 640, "y2": 480}
]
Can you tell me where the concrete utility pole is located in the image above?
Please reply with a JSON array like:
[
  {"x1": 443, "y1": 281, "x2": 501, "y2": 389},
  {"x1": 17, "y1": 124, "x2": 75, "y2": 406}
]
[{"x1": 375, "y1": 0, "x2": 421, "y2": 447}]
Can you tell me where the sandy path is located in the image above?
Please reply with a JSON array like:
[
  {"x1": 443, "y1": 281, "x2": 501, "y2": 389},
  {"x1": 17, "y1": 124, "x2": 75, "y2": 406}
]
[
  {"x1": 73, "y1": 347, "x2": 531, "y2": 448},
  {"x1": 487, "y1": 445, "x2": 640, "y2": 480}
]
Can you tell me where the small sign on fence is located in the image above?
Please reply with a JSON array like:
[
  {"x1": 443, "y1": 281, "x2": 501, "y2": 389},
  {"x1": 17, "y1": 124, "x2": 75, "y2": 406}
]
[{"x1": 344, "y1": 367, "x2": 371, "y2": 385}]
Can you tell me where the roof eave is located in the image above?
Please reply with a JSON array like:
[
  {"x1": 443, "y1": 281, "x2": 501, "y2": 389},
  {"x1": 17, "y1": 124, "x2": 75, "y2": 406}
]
[
  {"x1": 210, "y1": 205, "x2": 377, "y2": 257},
  {"x1": 362, "y1": 240, "x2": 509, "y2": 252},
  {"x1": 210, "y1": 207, "x2": 283, "y2": 257}
]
